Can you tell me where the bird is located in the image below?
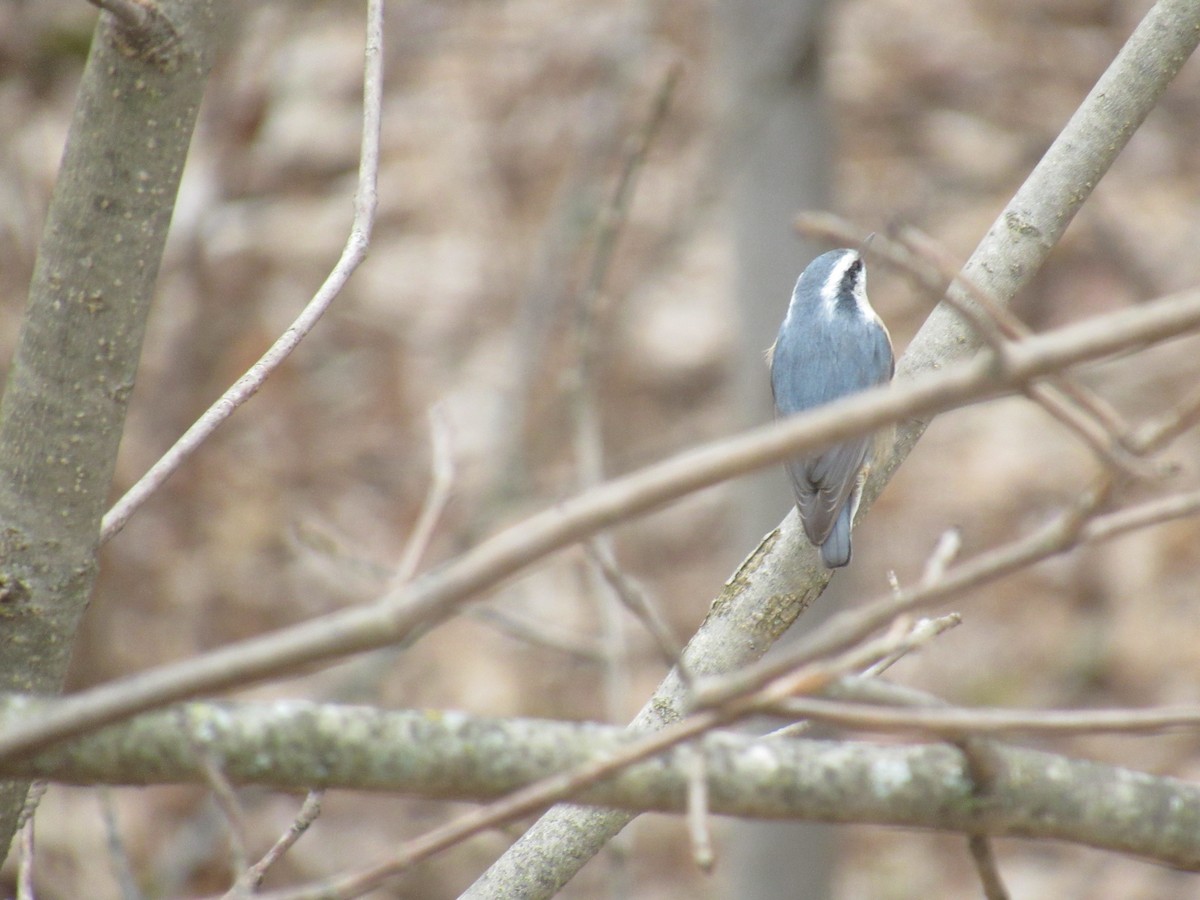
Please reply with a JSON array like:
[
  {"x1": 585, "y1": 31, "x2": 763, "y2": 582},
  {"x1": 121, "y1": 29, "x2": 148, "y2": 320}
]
[{"x1": 768, "y1": 248, "x2": 894, "y2": 568}]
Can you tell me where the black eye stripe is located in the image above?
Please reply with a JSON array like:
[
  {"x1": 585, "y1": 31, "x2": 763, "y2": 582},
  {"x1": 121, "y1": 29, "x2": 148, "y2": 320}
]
[
  {"x1": 840, "y1": 258, "x2": 862, "y2": 294},
  {"x1": 835, "y1": 257, "x2": 863, "y2": 312}
]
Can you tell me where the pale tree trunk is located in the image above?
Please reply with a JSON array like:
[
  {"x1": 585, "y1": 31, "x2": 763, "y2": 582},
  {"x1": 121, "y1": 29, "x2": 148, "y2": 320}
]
[
  {"x1": 716, "y1": 0, "x2": 839, "y2": 896},
  {"x1": 0, "y1": 0, "x2": 227, "y2": 860}
]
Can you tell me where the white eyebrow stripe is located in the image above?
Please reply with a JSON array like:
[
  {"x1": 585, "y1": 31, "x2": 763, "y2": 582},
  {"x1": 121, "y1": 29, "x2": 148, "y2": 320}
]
[{"x1": 819, "y1": 253, "x2": 858, "y2": 311}]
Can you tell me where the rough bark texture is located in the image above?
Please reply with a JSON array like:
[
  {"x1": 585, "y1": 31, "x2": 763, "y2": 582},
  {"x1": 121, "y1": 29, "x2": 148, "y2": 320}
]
[
  {"x1": 0, "y1": 1, "x2": 223, "y2": 859},
  {"x1": 6, "y1": 698, "x2": 1200, "y2": 872}
]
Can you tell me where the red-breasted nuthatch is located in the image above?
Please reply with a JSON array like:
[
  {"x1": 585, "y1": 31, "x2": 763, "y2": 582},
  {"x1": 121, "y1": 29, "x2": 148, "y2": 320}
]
[{"x1": 768, "y1": 248, "x2": 894, "y2": 568}]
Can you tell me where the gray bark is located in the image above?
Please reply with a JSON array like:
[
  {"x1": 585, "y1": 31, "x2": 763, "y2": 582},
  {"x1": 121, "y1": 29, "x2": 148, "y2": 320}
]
[
  {"x1": 0, "y1": 0, "x2": 225, "y2": 860},
  {"x1": 6, "y1": 698, "x2": 1200, "y2": 872}
]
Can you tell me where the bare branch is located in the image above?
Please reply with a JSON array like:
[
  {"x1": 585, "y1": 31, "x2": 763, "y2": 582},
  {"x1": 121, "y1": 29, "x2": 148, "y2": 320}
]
[
  {"x1": 467, "y1": 605, "x2": 609, "y2": 663},
  {"x1": 765, "y1": 696, "x2": 1200, "y2": 737},
  {"x1": 183, "y1": 717, "x2": 249, "y2": 887},
  {"x1": 89, "y1": 0, "x2": 154, "y2": 30},
  {"x1": 1133, "y1": 382, "x2": 1200, "y2": 450},
  {"x1": 691, "y1": 479, "x2": 1113, "y2": 711},
  {"x1": 968, "y1": 834, "x2": 1010, "y2": 900},
  {"x1": 860, "y1": 613, "x2": 961, "y2": 679},
  {"x1": 228, "y1": 790, "x2": 324, "y2": 897},
  {"x1": 3, "y1": 289, "x2": 1200, "y2": 763},
  {"x1": 898, "y1": 227, "x2": 1136, "y2": 448},
  {"x1": 88, "y1": 0, "x2": 182, "y2": 67},
  {"x1": 765, "y1": 613, "x2": 961, "y2": 740},
  {"x1": 98, "y1": 787, "x2": 143, "y2": 900},
  {"x1": 918, "y1": 529, "x2": 962, "y2": 587},
  {"x1": 1082, "y1": 487, "x2": 1200, "y2": 543},
  {"x1": 5, "y1": 700, "x2": 1200, "y2": 890},
  {"x1": 15, "y1": 812, "x2": 33, "y2": 900},
  {"x1": 803, "y1": 216, "x2": 1156, "y2": 478},
  {"x1": 684, "y1": 746, "x2": 714, "y2": 873},
  {"x1": 567, "y1": 65, "x2": 684, "y2": 732},
  {"x1": 99, "y1": 0, "x2": 385, "y2": 544},
  {"x1": 394, "y1": 406, "x2": 455, "y2": 584},
  {"x1": 895, "y1": 227, "x2": 1156, "y2": 478},
  {"x1": 584, "y1": 539, "x2": 685, "y2": 675}
]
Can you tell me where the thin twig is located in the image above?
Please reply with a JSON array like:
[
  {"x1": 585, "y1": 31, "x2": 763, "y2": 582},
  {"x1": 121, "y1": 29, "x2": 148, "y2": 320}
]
[
  {"x1": 572, "y1": 63, "x2": 682, "y2": 407},
  {"x1": 861, "y1": 614, "x2": 962, "y2": 678},
  {"x1": 901, "y1": 228, "x2": 1136, "y2": 446},
  {"x1": 1132, "y1": 382, "x2": 1200, "y2": 450},
  {"x1": 585, "y1": 539, "x2": 685, "y2": 675},
  {"x1": 763, "y1": 694, "x2": 1200, "y2": 737},
  {"x1": 765, "y1": 613, "x2": 961, "y2": 740},
  {"x1": 324, "y1": 407, "x2": 457, "y2": 702},
  {"x1": 228, "y1": 790, "x2": 324, "y2": 897},
  {"x1": 903, "y1": 225, "x2": 1163, "y2": 469},
  {"x1": 1022, "y1": 380, "x2": 1157, "y2": 479},
  {"x1": 188, "y1": 738, "x2": 249, "y2": 888},
  {"x1": 692, "y1": 478, "x2": 1113, "y2": 711},
  {"x1": 919, "y1": 529, "x2": 962, "y2": 587},
  {"x1": 968, "y1": 834, "x2": 1010, "y2": 900},
  {"x1": 394, "y1": 406, "x2": 455, "y2": 584},
  {"x1": 567, "y1": 67, "x2": 683, "y2": 750},
  {"x1": 99, "y1": 0, "x2": 385, "y2": 544},
  {"x1": 89, "y1": 0, "x2": 153, "y2": 29},
  {"x1": 1081, "y1": 486, "x2": 1200, "y2": 543},
  {"x1": 99, "y1": 787, "x2": 145, "y2": 900},
  {"x1": 752, "y1": 612, "x2": 963, "y2": 707},
  {"x1": 468, "y1": 605, "x2": 609, "y2": 663},
  {"x1": 16, "y1": 811, "x2": 34, "y2": 900},
  {"x1": 684, "y1": 746, "x2": 714, "y2": 873}
]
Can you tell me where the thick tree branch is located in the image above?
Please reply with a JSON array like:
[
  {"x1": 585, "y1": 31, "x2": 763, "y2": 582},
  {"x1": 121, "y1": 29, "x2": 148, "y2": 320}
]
[
  {"x1": 0, "y1": 0, "x2": 226, "y2": 860},
  {"x1": 3, "y1": 700, "x2": 1199, "y2": 875}
]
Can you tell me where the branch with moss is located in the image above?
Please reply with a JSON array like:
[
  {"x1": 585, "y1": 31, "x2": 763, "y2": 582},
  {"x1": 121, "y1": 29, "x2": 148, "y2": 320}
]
[{"x1": 5, "y1": 698, "x2": 1200, "y2": 879}]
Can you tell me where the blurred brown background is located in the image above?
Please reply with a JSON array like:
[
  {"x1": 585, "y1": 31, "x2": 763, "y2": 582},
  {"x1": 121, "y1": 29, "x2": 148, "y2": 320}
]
[{"x1": 3, "y1": 0, "x2": 1200, "y2": 897}]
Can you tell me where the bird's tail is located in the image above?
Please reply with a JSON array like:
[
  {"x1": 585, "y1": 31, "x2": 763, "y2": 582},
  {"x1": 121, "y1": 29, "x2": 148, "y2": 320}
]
[{"x1": 820, "y1": 501, "x2": 854, "y2": 569}]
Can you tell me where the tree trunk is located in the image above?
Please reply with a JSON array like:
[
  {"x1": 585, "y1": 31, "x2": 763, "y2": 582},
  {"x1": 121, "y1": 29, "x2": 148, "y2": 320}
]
[{"x1": 0, "y1": 0, "x2": 226, "y2": 860}]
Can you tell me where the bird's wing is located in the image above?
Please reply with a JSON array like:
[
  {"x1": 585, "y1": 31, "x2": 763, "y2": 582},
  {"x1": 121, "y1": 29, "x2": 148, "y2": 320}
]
[
  {"x1": 770, "y1": 314, "x2": 890, "y2": 548},
  {"x1": 785, "y1": 436, "x2": 870, "y2": 547}
]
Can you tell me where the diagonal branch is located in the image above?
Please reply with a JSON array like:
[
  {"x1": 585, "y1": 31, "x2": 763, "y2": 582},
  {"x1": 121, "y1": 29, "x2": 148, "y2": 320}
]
[
  {"x1": 0, "y1": 288, "x2": 1198, "y2": 766},
  {"x1": 465, "y1": 1, "x2": 1200, "y2": 894}
]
